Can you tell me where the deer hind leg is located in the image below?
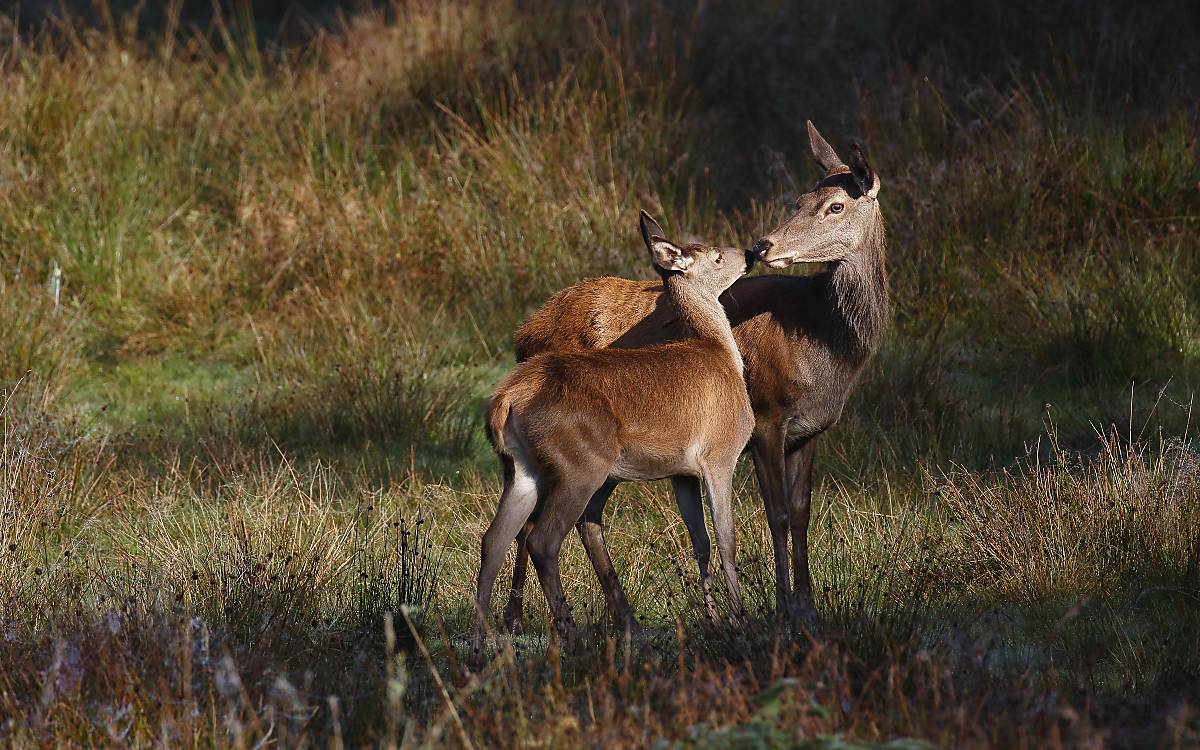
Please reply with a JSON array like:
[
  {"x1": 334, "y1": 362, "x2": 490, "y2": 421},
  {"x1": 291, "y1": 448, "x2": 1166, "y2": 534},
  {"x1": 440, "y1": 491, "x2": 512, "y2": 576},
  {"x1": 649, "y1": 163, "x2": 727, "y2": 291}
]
[
  {"x1": 786, "y1": 437, "x2": 818, "y2": 623},
  {"x1": 702, "y1": 459, "x2": 746, "y2": 619},
  {"x1": 473, "y1": 454, "x2": 539, "y2": 663},
  {"x1": 527, "y1": 472, "x2": 610, "y2": 646},
  {"x1": 506, "y1": 473, "x2": 621, "y2": 634},
  {"x1": 671, "y1": 475, "x2": 719, "y2": 622},
  {"x1": 575, "y1": 479, "x2": 641, "y2": 635},
  {"x1": 751, "y1": 432, "x2": 792, "y2": 616},
  {"x1": 502, "y1": 522, "x2": 533, "y2": 634}
]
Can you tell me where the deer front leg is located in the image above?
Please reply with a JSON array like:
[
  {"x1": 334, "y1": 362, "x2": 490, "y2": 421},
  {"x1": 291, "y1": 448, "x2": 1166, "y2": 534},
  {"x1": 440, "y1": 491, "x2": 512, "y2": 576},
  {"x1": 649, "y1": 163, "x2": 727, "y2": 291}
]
[
  {"x1": 750, "y1": 432, "x2": 791, "y2": 616},
  {"x1": 785, "y1": 437, "x2": 818, "y2": 623},
  {"x1": 702, "y1": 461, "x2": 746, "y2": 619},
  {"x1": 671, "y1": 475, "x2": 719, "y2": 622}
]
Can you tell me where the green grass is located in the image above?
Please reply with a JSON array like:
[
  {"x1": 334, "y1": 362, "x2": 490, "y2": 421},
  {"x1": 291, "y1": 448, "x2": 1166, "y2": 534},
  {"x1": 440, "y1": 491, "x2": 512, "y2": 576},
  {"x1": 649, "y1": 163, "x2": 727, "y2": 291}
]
[{"x1": 1, "y1": 0, "x2": 1198, "y2": 747}]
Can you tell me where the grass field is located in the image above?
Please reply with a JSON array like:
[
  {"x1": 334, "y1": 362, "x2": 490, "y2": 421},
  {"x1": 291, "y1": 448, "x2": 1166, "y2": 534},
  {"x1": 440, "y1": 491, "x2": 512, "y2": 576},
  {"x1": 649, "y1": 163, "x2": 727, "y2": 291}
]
[{"x1": 2, "y1": 1, "x2": 1199, "y2": 746}]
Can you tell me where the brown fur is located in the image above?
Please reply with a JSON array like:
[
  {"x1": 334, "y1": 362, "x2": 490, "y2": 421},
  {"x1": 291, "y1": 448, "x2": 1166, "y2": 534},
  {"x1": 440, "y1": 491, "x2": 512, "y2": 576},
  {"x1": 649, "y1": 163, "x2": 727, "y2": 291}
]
[
  {"x1": 514, "y1": 278, "x2": 663, "y2": 361},
  {"x1": 504, "y1": 122, "x2": 889, "y2": 623},
  {"x1": 518, "y1": 272, "x2": 885, "y2": 434},
  {"x1": 491, "y1": 342, "x2": 747, "y2": 479}
]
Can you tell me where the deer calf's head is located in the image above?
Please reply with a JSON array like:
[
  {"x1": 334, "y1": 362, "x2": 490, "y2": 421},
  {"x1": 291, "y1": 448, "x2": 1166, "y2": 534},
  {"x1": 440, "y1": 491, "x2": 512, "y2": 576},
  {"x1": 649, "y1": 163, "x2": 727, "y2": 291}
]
[
  {"x1": 640, "y1": 210, "x2": 753, "y2": 295},
  {"x1": 753, "y1": 121, "x2": 882, "y2": 269}
]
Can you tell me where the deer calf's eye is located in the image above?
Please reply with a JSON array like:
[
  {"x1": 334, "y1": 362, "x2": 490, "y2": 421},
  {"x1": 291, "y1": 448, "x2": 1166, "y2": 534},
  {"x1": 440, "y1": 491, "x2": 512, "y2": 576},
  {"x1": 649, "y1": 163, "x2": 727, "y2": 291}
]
[{"x1": 829, "y1": 203, "x2": 844, "y2": 214}]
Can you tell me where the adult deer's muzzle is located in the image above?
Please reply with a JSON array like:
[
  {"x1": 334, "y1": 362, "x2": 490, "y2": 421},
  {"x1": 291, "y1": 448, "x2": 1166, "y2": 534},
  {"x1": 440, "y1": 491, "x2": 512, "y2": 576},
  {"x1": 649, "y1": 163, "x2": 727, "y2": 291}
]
[{"x1": 752, "y1": 237, "x2": 795, "y2": 268}]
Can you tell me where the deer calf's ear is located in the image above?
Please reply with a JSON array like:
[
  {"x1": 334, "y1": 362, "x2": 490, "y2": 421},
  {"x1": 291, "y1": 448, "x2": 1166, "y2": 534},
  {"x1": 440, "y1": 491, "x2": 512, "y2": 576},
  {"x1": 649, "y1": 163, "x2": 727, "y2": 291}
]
[
  {"x1": 649, "y1": 240, "x2": 693, "y2": 272},
  {"x1": 639, "y1": 210, "x2": 667, "y2": 248}
]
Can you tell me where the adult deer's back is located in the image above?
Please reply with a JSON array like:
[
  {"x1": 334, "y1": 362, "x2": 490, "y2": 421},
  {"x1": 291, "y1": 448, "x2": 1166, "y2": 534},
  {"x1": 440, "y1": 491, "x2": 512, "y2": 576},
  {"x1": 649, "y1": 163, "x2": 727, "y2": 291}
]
[{"x1": 510, "y1": 122, "x2": 889, "y2": 619}]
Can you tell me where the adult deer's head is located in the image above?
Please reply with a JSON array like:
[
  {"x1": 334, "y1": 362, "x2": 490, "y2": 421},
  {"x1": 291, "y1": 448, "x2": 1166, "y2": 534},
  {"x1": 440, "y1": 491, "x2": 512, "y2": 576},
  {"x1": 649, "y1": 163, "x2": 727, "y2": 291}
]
[
  {"x1": 640, "y1": 211, "x2": 753, "y2": 296},
  {"x1": 752, "y1": 121, "x2": 881, "y2": 268}
]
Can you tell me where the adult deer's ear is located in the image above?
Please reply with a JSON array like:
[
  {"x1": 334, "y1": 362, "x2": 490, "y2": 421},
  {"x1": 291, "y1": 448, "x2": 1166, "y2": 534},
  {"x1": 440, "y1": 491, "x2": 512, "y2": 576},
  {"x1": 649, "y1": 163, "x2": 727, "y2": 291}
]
[
  {"x1": 639, "y1": 210, "x2": 666, "y2": 248},
  {"x1": 848, "y1": 144, "x2": 877, "y2": 198},
  {"x1": 807, "y1": 120, "x2": 845, "y2": 174}
]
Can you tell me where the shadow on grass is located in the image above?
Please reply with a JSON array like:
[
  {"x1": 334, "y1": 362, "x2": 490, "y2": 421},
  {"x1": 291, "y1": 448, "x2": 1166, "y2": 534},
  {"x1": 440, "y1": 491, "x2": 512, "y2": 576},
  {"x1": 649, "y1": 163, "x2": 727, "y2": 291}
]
[{"x1": 9, "y1": 576, "x2": 1195, "y2": 746}]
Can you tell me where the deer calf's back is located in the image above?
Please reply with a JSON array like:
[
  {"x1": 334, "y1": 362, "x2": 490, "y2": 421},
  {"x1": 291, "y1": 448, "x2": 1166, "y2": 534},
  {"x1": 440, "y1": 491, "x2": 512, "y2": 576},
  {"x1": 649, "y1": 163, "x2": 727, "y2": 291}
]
[{"x1": 493, "y1": 338, "x2": 750, "y2": 481}]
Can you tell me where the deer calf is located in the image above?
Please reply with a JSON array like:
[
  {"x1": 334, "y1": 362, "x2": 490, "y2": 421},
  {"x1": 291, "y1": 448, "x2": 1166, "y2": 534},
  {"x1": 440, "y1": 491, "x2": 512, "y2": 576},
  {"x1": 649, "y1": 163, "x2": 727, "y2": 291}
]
[{"x1": 473, "y1": 212, "x2": 754, "y2": 657}]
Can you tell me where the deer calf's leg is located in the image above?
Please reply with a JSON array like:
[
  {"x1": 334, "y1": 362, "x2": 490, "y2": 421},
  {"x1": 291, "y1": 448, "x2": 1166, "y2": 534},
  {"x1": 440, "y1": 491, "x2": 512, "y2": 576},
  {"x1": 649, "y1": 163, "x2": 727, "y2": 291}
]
[
  {"x1": 575, "y1": 480, "x2": 639, "y2": 633},
  {"x1": 503, "y1": 522, "x2": 533, "y2": 634},
  {"x1": 703, "y1": 463, "x2": 745, "y2": 618},
  {"x1": 473, "y1": 458, "x2": 539, "y2": 661},
  {"x1": 527, "y1": 477, "x2": 607, "y2": 645}
]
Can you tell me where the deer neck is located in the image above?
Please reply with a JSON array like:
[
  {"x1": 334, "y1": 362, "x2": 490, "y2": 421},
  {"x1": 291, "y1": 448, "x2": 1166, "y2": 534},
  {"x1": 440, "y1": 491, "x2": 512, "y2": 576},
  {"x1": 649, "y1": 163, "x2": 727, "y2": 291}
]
[
  {"x1": 665, "y1": 275, "x2": 744, "y2": 374},
  {"x1": 827, "y1": 207, "x2": 889, "y2": 362}
]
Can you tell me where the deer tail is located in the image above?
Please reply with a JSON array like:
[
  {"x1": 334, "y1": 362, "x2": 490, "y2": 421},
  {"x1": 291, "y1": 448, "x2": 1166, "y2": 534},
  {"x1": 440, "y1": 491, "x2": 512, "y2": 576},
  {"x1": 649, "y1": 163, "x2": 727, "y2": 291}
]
[{"x1": 485, "y1": 389, "x2": 513, "y2": 457}]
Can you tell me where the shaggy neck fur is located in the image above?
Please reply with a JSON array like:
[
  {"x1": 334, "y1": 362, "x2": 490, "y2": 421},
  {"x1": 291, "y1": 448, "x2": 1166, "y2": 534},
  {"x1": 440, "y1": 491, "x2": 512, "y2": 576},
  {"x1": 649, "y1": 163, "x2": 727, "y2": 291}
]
[
  {"x1": 827, "y1": 204, "x2": 889, "y2": 362},
  {"x1": 666, "y1": 274, "x2": 745, "y2": 374}
]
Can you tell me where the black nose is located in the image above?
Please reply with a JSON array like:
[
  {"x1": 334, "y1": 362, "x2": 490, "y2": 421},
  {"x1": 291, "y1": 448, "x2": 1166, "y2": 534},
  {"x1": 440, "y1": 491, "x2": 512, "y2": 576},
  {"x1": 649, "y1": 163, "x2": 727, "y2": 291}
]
[{"x1": 752, "y1": 239, "x2": 773, "y2": 257}]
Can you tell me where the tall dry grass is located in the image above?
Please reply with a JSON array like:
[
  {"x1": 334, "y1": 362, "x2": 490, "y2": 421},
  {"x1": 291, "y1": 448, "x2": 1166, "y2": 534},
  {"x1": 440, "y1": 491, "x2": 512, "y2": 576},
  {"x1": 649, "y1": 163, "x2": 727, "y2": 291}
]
[{"x1": 3, "y1": 375, "x2": 1197, "y2": 745}]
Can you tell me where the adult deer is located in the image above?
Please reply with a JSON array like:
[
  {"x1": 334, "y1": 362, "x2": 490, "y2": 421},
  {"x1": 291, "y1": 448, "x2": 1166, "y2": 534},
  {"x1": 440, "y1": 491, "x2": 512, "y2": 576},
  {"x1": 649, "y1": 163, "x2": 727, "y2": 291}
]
[
  {"x1": 473, "y1": 212, "x2": 755, "y2": 657},
  {"x1": 505, "y1": 122, "x2": 888, "y2": 624}
]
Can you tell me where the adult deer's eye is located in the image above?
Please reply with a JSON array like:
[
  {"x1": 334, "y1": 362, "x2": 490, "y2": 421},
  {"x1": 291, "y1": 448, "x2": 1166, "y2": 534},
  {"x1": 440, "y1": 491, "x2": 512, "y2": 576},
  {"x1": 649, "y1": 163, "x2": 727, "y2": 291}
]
[
  {"x1": 829, "y1": 202, "x2": 844, "y2": 214},
  {"x1": 714, "y1": 254, "x2": 723, "y2": 264}
]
